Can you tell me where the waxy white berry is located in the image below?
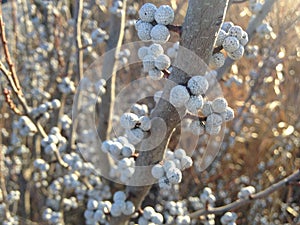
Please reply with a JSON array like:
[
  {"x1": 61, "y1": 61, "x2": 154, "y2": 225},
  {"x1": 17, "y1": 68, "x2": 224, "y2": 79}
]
[
  {"x1": 154, "y1": 5, "x2": 174, "y2": 25},
  {"x1": 169, "y1": 85, "x2": 190, "y2": 107},
  {"x1": 150, "y1": 24, "x2": 170, "y2": 43},
  {"x1": 187, "y1": 75, "x2": 209, "y2": 96},
  {"x1": 139, "y1": 3, "x2": 157, "y2": 22}
]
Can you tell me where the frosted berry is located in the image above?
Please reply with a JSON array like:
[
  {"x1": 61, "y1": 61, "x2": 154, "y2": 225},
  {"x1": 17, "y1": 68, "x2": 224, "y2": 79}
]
[
  {"x1": 185, "y1": 95, "x2": 204, "y2": 114},
  {"x1": 190, "y1": 120, "x2": 204, "y2": 136},
  {"x1": 151, "y1": 164, "x2": 165, "y2": 179},
  {"x1": 169, "y1": 85, "x2": 190, "y2": 107},
  {"x1": 221, "y1": 21, "x2": 234, "y2": 32},
  {"x1": 113, "y1": 191, "x2": 127, "y2": 202},
  {"x1": 205, "y1": 124, "x2": 222, "y2": 135},
  {"x1": 150, "y1": 24, "x2": 170, "y2": 43},
  {"x1": 149, "y1": 69, "x2": 164, "y2": 80},
  {"x1": 154, "y1": 5, "x2": 175, "y2": 25},
  {"x1": 228, "y1": 25, "x2": 243, "y2": 40},
  {"x1": 211, "y1": 97, "x2": 228, "y2": 113},
  {"x1": 187, "y1": 76, "x2": 209, "y2": 96},
  {"x1": 228, "y1": 45, "x2": 244, "y2": 60},
  {"x1": 120, "y1": 113, "x2": 139, "y2": 129},
  {"x1": 155, "y1": 54, "x2": 171, "y2": 70},
  {"x1": 148, "y1": 43, "x2": 164, "y2": 57},
  {"x1": 210, "y1": 52, "x2": 225, "y2": 68},
  {"x1": 139, "y1": 3, "x2": 157, "y2": 22},
  {"x1": 201, "y1": 101, "x2": 213, "y2": 116},
  {"x1": 137, "y1": 22, "x2": 153, "y2": 41},
  {"x1": 138, "y1": 46, "x2": 149, "y2": 60},
  {"x1": 142, "y1": 54, "x2": 156, "y2": 72},
  {"x1": 139, "y1": 116, "x2": 151, "y2": 131},
  {"x1": 221, "y1": 107, "x2": 235, "y2": 121},
  {"x1": 126, "y1": 128, "x2": 144, "y2": 145},
  {"x1": 238, "y1": 186, "x2": 256, "y2": 199},
  {"x1": 215, "y1": 29, "x2": 227, "y2": 47},
  {"x1": 222, "y1": 36, "x2": 240, "y2": 52},
  {"x1": 166, "y1": 167, "x2": 182, "y2": 184},
  {"x1": 206, "y1": 113, "x2": 223, "y2": 127},
  {"x1": 239, "y1": 31, "x2": 249, "y2": 46},
  {"x1": 122, "y1": 201, "x2": 135, "y2": 215}
]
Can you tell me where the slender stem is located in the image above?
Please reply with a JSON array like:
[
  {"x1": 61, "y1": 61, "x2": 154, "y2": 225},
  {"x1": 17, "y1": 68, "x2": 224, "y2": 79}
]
[
  {"x1": 189, "y1": 169, "x2": 300, "y2": 218},
  {"x1": 11, "y1": 0, "x2": 18, "y2": 59},
  {"x1": 0, "y1": 8, "x2": 21, "y2": 92},
  {"x1": 74, "y1": 0, "x2": 83, "y2": 81},
  {"x1": 69, "y1": 0, "x2": 83, "y2": 150}
]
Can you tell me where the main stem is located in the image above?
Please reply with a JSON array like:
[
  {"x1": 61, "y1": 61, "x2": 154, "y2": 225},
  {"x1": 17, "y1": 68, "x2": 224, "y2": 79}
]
[{"x1": 110, "y1": 1, "x2": 229, "y2": 224}]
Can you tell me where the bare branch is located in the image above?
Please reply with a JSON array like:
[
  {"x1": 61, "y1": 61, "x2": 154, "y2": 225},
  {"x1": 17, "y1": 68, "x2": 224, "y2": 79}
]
[
  {"x1": 189, "y1": 169, "x2": 300, "y2": 218},
  {"x1": 0, "y1": 7, "x2": 21, "y2": 92},
  {"x1": 229, "y1": 0, "x2": 248, "y2": 4}
]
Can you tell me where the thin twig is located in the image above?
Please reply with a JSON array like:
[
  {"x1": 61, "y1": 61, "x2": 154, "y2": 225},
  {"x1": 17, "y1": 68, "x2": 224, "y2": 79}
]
[
  {"x1": 229, "y1": 0, "x2": 248, "y2": 4},
  {"x1": 0, "y1": 9, "x2": 21, "y2": 92},
  {"x1": 189, "y1": 169, "x2": 300, "y2": 218},
  {"x1": 69, "y1": 0, "x2": 83, "y2": 150},
  {"x1": 11, "y1": 0, "x2": 18, "y2": 59}
]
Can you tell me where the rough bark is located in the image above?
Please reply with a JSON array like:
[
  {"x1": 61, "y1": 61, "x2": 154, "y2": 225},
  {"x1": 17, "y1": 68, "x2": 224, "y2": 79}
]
[{"x1": 110, "y1": 1, "x2": 229, "y2": 224}]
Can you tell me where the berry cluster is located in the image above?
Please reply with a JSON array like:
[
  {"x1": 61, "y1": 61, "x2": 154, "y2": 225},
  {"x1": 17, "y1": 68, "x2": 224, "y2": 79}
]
[
  {"x1": 33, "y1": 158, "x2": 50, "y2": 188},
  {"x1": 110, "y1": 191, "x2": 135, "y2": 217},
  {"x1": 41, "y1": 127, "x2": 67, "y2": 155},
  {"x1": 57, "y1": 77, "x2": 76, "y2": 94},
  {"x1": 91, "y1": 28, "x2": 108, "y2": 46},
  {"x1": 42, "y1": 208, "x2": 63, "y2": 224},
  {"x1": 192, "y1": 98, "x2": 234, "y2": 136},
  {"x1": 151, "y1": 149, "x2": 193, "y2": 189},
  {"x1": 116, "y1": 48, "x2": 131, "y2": 66},
  {"x1": 170, "y1": 75, "x2": 208, "y2": 108},
  {"x1": 84, "y1": 199, "x2": 111, "y2": 224},
  {"x1": 200, "y1": 187, "x2": 216, "y2": 206},
  {"x1": 170, "y1": 74, "x2": 234, "y2": 136},
  {"x1": 130, "y1": 103, "x2": 149, "y2": 116},
  {"x1": 135, "y1": 3, "x2": 175, "y2": 43},
  {"x1": 238, "y1": 186, "x2": 256, "y2": 199},
  {"x1": 102, "y1": 136, "x2": 135, "y2": 159},
  {"x1": 138, "y1": 206, "x2": 164, "y2": 225},
  {"x1": 110, "y1": 157, "x2": 136, "y2": 183},
  {"x1": 101, "y1": 136, "x2": 136, "y2": 183},
  {"x1": 220, "y1": 212, "x2": 238, "y2": 225},
  {"x1": 138, "y1": 43, "x2": 171, "y2": 80},
  {"x1": 211, "y1": 22, "x2": 249, "y2": 68},
  {"x1": 120, "y1": 112, "x2": 151, "y2": 145},
  {"x1": 30, "y1": 99, "x2": 61, "y2": 119},
  {"x1": 164, "y1": 201, "x2": 190, "y2": 224},
  {"x1": 14, "y1": 116, "x2": 37, "y2": 137},
  {"x1": 59, "y1": 114, "x2": 72, "y2": 131}
]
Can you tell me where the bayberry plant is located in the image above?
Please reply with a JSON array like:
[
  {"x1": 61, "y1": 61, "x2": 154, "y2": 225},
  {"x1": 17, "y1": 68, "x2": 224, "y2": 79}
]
[{"x1": 0, "y1": 1, "x2": 299, "y2": 225}]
